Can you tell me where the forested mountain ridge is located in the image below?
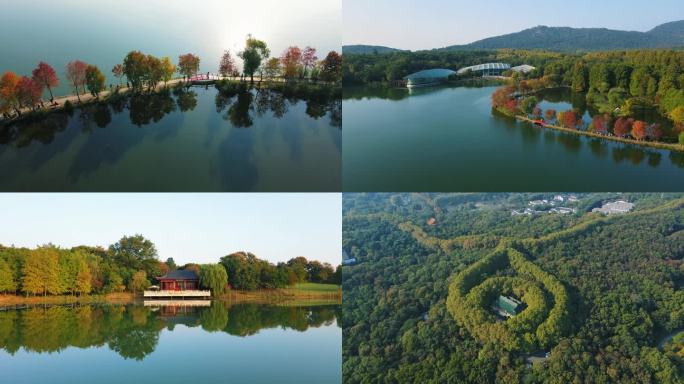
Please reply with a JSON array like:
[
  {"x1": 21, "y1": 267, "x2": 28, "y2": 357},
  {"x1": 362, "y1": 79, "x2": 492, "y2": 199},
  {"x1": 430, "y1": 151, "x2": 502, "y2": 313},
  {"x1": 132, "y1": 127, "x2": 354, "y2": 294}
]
[
  {"x1": 342, "y1": 45, "x2": 407, "y2": 54},
  {"x1": 342, "y1": 193, "x2": 684, "y2": 383},
  {"x1": 438, "y1": 20, "x2": 684, "y2": 51}
]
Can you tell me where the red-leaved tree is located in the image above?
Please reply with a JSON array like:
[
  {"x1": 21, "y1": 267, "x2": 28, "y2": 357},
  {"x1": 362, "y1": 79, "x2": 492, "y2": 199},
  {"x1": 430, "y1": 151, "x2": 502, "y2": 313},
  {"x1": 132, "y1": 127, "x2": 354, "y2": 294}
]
[
  {"x1": 631, "y1": 120, "x2": 648, "y2": 140},
  {"x1": 544, "y1": 108, "x2": 557, "y2": 121},
  {"x1": 613, "y1": 117, "x2": 633, "y2": 137},
  {"x1": 558, "y1": 110, "x2": 578, "y2": 129},
  {"x1": 219, "y1": 50, "x2": 237, "y2": 78},
  {"x1": 280, "y1": 46, "x2": 302, "y2": 80},
  {"x1": 649, "y1": 124, "x2": 663, "y2": 141},
  {"x1": 66, "y1": 60, "x2": 88, "y2": 102},
  {"x1": 301, "y1": 46, "x2": 318, "y2": 79},
  {"x1": 591, "y1": 114, "x2": 608, "y2": 134},
  {"x1": 16, "y1": 76, "x2": 42, "y2": 110},
  {"x1": 32, "y1": 62, "x2": 59, "y2": 102}
]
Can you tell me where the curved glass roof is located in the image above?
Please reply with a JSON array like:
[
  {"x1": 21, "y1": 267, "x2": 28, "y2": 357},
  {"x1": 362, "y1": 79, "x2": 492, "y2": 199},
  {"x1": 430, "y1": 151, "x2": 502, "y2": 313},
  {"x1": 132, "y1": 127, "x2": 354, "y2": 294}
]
[
  {"x1": 404, "y1": 68, "x2": 456, "y2": 80},
  {"x1": 456, "y1": 62, "x2": 511, "y2": 74},
  {"x1": 511, "y1": 64, "x2": 536, "y2": 73}
]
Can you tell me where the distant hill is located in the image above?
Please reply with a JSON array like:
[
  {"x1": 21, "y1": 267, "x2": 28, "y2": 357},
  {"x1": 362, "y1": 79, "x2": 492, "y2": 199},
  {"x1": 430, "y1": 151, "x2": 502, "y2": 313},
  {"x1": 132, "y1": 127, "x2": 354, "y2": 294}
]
[
  {"x1": 342, "y1": 45, "x2": 407, "y2": 54},
  {"x1": 436, "y1": 20, "x2": 684, "y2": 51}
]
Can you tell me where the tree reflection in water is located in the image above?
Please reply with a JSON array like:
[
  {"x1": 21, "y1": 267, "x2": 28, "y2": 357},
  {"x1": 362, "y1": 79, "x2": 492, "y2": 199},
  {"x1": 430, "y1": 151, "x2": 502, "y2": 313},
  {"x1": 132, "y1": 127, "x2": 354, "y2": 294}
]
[{"x1": 0, "y1": 302, "x2": 339, "y2": 360}]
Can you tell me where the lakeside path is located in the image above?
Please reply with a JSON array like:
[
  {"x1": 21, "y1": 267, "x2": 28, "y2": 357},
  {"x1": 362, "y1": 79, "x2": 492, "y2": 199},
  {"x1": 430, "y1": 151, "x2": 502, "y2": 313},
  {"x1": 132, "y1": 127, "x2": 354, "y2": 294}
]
[{"x1": 515, "y1": 115, "x2": 684, "y2": 153}]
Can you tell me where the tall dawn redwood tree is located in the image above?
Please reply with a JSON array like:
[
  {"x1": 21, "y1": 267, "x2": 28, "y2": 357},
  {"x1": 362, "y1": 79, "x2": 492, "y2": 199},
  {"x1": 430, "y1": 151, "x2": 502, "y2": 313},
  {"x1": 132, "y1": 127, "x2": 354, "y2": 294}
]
[
  {"x1": 22, "y1": 247, "x2": 61, "y2": 296},
  {"x1": 32, "y1": 62, "x2": 59, "y2": 102}
]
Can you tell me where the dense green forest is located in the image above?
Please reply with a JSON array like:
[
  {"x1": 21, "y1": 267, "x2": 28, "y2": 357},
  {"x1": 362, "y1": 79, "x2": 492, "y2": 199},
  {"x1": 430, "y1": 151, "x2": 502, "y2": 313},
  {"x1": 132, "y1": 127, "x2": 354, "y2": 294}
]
[
  {"x1": 342, "y1": 193, "x2": 684, "y2": 383},
  {"x1": 0, "y1": 303, "x2": 340, "y2": 360},
  {"x1": 0, "y1": 234, "x2": 340, "y2": 297}
]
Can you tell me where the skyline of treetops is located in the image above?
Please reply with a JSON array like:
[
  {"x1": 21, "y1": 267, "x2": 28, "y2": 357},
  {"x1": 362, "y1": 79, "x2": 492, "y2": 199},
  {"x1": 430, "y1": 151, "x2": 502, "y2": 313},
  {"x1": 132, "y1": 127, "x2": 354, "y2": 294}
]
[{"x1": 0, "y1": 234, "x2": 341, "y2": 297}]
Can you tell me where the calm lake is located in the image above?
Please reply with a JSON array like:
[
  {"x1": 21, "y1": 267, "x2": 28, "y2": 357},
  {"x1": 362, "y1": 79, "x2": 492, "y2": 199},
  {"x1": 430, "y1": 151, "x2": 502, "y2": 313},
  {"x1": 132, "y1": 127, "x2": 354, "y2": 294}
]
[
  {"x1": 0, "y1": 302, "x2": 341, "y2": 384},
  {"x1": 0, "y1": 86, "x2": 341, "y2": 191},
  {"x1": 343, "y1": 85, "x2": 684, "y2": 191}
]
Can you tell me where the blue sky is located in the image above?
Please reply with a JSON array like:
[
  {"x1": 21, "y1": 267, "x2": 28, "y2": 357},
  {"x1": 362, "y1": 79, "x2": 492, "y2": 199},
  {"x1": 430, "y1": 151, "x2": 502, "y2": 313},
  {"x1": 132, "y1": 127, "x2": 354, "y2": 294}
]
[
  {"x1": 0, "y1": 193, "x2": 341, "y2": 265},
  {"x1": 343, "y1": 0, "x2": 684, "y2": 50}
]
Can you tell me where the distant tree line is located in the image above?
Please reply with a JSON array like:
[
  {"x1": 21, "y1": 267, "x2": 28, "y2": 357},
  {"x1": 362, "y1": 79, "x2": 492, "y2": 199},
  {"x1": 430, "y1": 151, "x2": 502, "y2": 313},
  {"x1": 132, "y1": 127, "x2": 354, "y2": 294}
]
[
  {"x1": 344, "y1": 49, "x2": 684, "y2": 139},
  {"x1": 0, "y1": 234, "x2": 340, "y2": 297}
]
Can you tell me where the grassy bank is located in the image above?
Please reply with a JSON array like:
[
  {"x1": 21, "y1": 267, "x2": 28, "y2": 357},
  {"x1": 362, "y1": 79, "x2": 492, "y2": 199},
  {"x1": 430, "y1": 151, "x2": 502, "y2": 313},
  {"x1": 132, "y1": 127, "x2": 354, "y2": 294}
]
[
  {"x1": 0, "y1": 283, "x2": 341, "y2": 308},
  {"x1": 218, "y1": 283, "x2": 342, "y2": 304},
  {"x1": 515, "y1": 115, "x2": 684, "y2": 153}
]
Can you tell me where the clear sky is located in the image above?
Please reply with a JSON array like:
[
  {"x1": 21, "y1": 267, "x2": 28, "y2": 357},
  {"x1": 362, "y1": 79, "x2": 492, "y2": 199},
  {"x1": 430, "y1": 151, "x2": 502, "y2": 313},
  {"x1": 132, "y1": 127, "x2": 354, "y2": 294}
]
[
  {"x1": 0, "y1": 193, "x2": 341, "y2": 266},
  {"x1": 343, "y1": 0, "x2": 684, "y2": 50}
]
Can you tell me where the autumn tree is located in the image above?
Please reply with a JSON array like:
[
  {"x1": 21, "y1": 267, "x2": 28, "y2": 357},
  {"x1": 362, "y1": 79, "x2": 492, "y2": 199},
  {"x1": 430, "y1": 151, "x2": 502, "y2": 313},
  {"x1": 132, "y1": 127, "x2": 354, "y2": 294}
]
[
  {"x1": 519, "y1": 96, "x2": 538, "y2": 115},
  {"x1": 631, "y1": 120, "x2": 648, "y2": 140},
  {"x1": 557, "y1": 110, "x2": 578, "y2": 129},
  {"x1": 544, "y1": 108, "x2": 557, "y2": 121},
  {"x1": 0, "y1": 71, "x2": 20, "y2": 116},
  {"x1": 85, "y1": 65, "x2": 106, "y2": 97},
  {"x1": 66, "y1": 60, "x2": 88, "y2": 101},
  {"x1": 320, "y1": 51, "x2": 342, "y2": 82},
  {"x1": 301, "y1": 46, "x2": 318, "y2": 79},
  {"x1": 160, "y1": 57, "x2": 176, "y2": 86},
  {"x1": 649, "y1": 124, "x2": 663, "y2": 141},
  {"x1": 112, "y1": 64, "x2": 125, "y2": 85},
  {"x1": 199, "y1": 264, "x2": 228, "y2": 295},
  {"x1": 591, "y1": 114, "x2": 609, "y2": 134},
  {"x1": 532, "y1": 107, "x2": 542, "y2": 118},
  {"x1": 22, "y1": 247, "x2": 61, "y2": 296},
  {"x1": 238, "y1": 35, "x2": 270, "y2": 83},
  {"x1": 670, "y1": 106, "x2": 684, "y2": 130},
  {"x1": 75, "y1": 260, "x2": 92, "y2": 295},
  {"x1": 280, "y1": 46, "x2": 302, "y2": 79},
  {"x1": 177, "y1": 53, "x2": 201, "y2": 81},
  {"x1": 32, "y1": 62, "x2": 59, "y2": 102},
  {"x1": 613, "y1": 117, "x2": 633, "y2": 137},
  {"x1": 219, "y1": 50, "x2": 237, "y2": 78},
  {"x1": 16, "y1": 76, "x2": 42, "y2": 110}
]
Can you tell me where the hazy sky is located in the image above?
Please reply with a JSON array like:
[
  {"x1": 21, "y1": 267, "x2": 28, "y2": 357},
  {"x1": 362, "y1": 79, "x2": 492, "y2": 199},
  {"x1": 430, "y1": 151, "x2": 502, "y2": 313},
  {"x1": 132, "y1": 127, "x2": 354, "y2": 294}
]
[
  {"x1": 343, "y1": 0, "x2": 684, "y2": 50},
  {"x1": 0, "y1": 0, "x2": 341, "y2": 96},
  {"x1": 0, "y1": 193, "x2": 341, "y2": 265}
]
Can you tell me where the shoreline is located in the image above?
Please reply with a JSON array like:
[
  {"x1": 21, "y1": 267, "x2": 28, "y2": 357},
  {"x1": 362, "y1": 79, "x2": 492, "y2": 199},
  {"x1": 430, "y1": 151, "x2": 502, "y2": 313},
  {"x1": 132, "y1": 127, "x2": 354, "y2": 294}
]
[
  {"x1": 0, "y1": 287, "x2": 341, "y2": 308},
  {"x1": 1, "y1": 76, "x2": 336, "y2": 124},
  {"x1": 514, "y1": 114, "x2": 684, "y2": 153}
]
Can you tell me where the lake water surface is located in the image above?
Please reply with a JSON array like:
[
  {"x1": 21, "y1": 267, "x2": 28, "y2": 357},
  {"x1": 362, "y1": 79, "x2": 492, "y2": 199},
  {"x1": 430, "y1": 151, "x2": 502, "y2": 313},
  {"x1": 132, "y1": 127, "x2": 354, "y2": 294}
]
[
  {"x1": 0, "y1": 302, "x2": 341, "y2": 384},
  {"x1": 0, "y1": 86, "x2": 341, "y2": 191},
  {"x1": 343, "y1": 85, "x2": 684, "y2": 191}
]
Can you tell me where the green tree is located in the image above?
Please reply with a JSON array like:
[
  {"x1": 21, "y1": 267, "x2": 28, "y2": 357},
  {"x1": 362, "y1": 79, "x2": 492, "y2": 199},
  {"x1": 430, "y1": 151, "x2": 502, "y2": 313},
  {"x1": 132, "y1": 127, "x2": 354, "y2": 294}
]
[
  {"x1": 238, "y1": 35, "x2": 270, "y2": 83},
  {"x1": 109, "y1": 235, "x2": 159, "y2": 279},
  {"x1": 123, "y1": 51, "x2": 148, "y2": 91},
  {"x1": 85, "y1": 65, "x2": 105, "y2": 97},
  {"x1": 0, "y1": 258, "x2": 16, "y2": 293},
  {"x1": 519, "y1": 96, "x2": 538, "y2": 115},
  {"x1": 570, "y1": 61, "x2": 588, "y2": 92},
  {"x1": 130, "y1": 270, "x2": 149, "y2": 295},
  {"x1": 199, "y1": 264, "x2": 228, "y2": 295},
  {"x1": 165, "y1": 257, "x2": 177, "y2": 270}
]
